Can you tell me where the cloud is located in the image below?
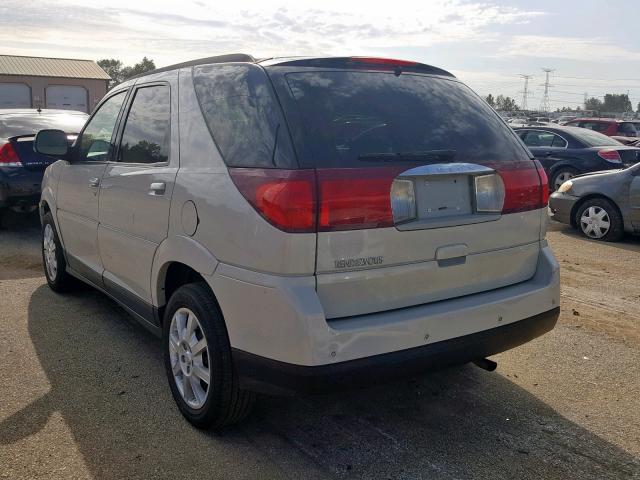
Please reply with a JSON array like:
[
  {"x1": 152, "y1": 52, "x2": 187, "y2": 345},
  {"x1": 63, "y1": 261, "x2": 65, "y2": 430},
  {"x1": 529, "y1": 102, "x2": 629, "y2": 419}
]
[
  {"x1": 497, "y1": 35, "x2": 640, "y2": 62},
  {"x1": 0, "y1": 0, "x2": 545, "y2": 65}
]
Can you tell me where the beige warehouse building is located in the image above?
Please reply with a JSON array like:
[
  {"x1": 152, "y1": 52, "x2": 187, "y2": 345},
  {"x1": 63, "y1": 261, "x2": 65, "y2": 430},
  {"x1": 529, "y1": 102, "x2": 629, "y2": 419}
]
[{"x1": 0, "y1": 55, "x2": 110, "y2": 113}]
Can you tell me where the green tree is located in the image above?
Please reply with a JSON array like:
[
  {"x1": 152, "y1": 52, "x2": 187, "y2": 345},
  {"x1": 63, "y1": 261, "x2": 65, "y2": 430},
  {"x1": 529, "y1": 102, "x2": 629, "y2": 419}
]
[
  {"x1": 602, "y1": 93, "x2": 632, "y2": 113},
  {"x1": 495, "y1": 95, "x2": 519, "y2": 111},
  {"x1": 584, "y1": 97, "x2": 603, "y2": 113},
  {"x1": 97, "y1": 57, "x2": 156, "y2": 90},
  {"x1": 484, "y1": 94, "x2": 495, "y2": 107},
  {"x1": 97, "y1": 59, "x2": 124, "y2": 89}
]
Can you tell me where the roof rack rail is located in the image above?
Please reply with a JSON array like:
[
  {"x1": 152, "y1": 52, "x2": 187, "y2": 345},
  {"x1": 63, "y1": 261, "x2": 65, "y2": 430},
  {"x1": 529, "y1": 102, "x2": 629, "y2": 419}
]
[{"x1": 128, "y1": 53, "x2": 255, "y2": 80}]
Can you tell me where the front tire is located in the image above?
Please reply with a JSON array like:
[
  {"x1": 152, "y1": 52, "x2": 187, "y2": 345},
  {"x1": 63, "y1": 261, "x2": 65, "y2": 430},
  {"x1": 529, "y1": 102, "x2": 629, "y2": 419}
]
[
  {"x1": 41, "y1": 212, "x2": 75, "y2": 292},
  {"x1": 575, "y1": 198, "x2": 623, "y2": 242},
  {"x1": 163, "y1": 283, "x2": 254, "y2": 429}
]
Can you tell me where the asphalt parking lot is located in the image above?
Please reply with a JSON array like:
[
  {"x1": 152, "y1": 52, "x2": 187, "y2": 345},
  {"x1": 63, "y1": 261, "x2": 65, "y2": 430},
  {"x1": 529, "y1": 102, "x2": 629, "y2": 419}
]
[{"x1": 1, "y1": 212, "x2": 639, "y2": 480}]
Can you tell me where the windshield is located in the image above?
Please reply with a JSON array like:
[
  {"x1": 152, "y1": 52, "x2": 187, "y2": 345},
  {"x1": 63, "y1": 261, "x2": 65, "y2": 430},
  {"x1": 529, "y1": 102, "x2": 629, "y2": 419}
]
[
  {"x1": 283, "y1": 71, "x2": 530, "y2": 168},
  {"x1": 568, "y1": 127, "x2": 623, "y2": 147},
  {"x1": 0, "y1": 112, "x2": 88, "y2": 141}
]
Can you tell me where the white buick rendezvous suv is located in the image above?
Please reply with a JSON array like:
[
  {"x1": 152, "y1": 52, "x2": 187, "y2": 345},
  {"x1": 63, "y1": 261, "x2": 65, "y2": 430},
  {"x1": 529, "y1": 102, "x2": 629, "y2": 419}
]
[{"x1": 35, "y1": 54, "x2": 560, "y2": 429}]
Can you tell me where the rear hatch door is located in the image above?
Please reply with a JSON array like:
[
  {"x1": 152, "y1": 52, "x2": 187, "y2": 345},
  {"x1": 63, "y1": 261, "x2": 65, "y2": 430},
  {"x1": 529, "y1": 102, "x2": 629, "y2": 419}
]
[{"x1": 270, "y1": 64, "x2": 546, "y2": 319}]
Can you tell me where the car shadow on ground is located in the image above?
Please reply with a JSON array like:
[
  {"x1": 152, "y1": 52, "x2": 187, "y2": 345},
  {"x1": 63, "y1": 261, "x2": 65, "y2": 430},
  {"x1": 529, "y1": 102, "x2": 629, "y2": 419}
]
[
  {"x1": 548, "y1": 220, "x2": 640, "y2": 253},
  {"x1": 0, "y1": 285, "x2": 638, "y2": 479},
  {"x1": 0, "y1": 211, "x2": 42, "y2": 280}
]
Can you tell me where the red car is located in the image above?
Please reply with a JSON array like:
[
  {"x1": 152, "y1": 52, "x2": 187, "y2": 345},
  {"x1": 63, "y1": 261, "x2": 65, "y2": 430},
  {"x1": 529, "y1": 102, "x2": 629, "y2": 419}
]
[{"x1": 564, "y1": 118, "x2": 638, "y2": 137}]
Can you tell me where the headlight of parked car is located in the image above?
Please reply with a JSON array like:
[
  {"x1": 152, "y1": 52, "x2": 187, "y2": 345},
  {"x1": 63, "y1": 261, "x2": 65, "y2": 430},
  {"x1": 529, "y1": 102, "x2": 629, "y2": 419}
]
[{"x1": 557, "y1": 180, "x2": 573, "y2": 193}]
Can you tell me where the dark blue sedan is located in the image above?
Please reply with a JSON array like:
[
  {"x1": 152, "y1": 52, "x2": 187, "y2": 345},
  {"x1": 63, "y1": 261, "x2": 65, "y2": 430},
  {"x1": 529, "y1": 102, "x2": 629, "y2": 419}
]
[
  {"x1": 514, "y1": 125, "x2": 640, "y2": 190},
  {"x1": 0, "y1": 109, "x2": 87, "y2": 223}
]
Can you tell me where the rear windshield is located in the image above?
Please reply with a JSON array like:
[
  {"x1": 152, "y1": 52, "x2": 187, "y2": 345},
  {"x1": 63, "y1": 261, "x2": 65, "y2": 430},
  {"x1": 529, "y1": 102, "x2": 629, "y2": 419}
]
[
  {"x1": 283, "y1": 71, "x2": 530, "y2": 168},
  {"x1": 0, "y1": 113, "x2": 87, "y2": 141},
  {"x1": 569, "y1": 127, "x2": 622, "y2": 147}
]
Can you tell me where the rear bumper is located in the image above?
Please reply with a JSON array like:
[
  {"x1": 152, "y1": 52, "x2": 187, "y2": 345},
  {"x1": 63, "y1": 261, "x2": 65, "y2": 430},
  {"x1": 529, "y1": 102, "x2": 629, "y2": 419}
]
[
  {"x1": 0, "y1": 168, "x2": 43, "y2": 209},
  {"x1": 234, "y1": 306, "x2": 559, "y2": 394},
  {"x1": 210, "y1": 243, "x2": 560, "y2": 392}
]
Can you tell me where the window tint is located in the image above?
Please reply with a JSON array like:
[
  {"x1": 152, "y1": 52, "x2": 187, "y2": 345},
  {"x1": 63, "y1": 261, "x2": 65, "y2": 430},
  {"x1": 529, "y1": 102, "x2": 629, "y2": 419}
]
[
  {"x1": 570, "y1": 128, "x2": 622, "y2": 147},
  {"x1": 79, "y1": 91, "x2": 126, "y2": 161},
  {"x1": 283, "y1": 71, "x2": 529, "y2": 167},
  {"x1": 522, "y1": 131, "x2": 555, "y2": 147},
  {"x1": 193, "y1": 64, "x2": 296, "y2": 168},
  {"x1": 118, "y1": 85, "x2": 170, "y2": 164},
  {"x1": 552, "y1": 135, "x2": 567, "y2": 148},
  {"x1": 580, "y1": 121, "x2": 608, "y2": 133},
  {"x1": 618, "y1": 122, "x2": 638, "y2": 136}
]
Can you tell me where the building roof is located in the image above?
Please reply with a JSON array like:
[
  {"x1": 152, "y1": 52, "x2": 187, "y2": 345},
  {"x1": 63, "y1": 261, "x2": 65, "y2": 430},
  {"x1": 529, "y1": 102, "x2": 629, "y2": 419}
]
[{"x1": 0, "y1": 55, "x2": 110, "y2": 80}]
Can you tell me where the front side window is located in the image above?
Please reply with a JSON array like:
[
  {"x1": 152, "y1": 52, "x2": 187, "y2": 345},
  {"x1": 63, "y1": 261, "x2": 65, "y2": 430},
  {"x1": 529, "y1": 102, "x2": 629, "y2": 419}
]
[
  {"x1": 118, "y1": 85, "x2": 171, "y2": 164},
  {"x1": 79, "y1": 91, "x2": 126, "y2": 162},
  {"x1": 581, "y1": 122, "x2": 607, "y2": 133}
]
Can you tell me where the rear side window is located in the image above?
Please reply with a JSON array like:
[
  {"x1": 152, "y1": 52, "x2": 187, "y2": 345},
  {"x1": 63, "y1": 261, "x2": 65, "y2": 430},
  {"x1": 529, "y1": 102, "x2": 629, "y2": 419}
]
[
  {"x1": 282, "y1": 71, "x2": 529, "y2": 168},
  {"x1": 618, "y1": 122, "x2": 637, "y2": 136},
  {"x1": 193, "y1": 64, "x2": 296, "y2": 168},
  {"x1": 118, "y1": 85, "x2": 171, "y2": 164},
  {"x1": 580, "y1": 121, "x2": 608, "y2": 133}
]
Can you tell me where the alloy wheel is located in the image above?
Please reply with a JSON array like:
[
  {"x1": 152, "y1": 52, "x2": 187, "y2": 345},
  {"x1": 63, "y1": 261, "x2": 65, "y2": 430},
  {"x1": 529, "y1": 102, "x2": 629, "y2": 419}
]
[
  {"x1": 169, "y1": 307, "x2": 211, "y2": 409},
  {"x1": 43, "y1": 224, "x2": 57, "y2": 280}
]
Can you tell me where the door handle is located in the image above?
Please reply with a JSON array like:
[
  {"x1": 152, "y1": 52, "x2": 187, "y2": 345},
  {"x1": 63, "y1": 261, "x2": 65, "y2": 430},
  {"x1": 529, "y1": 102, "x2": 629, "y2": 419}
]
[
  {"x1": 89, "y1": 177, "x2": 100, "y2": 187},
  {"x1": 149, "y1": 182, "x2": 166, "y2": 195}
]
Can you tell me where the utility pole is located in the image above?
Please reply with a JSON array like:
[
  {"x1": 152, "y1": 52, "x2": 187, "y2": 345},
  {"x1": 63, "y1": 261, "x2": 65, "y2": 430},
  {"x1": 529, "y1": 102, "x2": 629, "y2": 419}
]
[
  {"x1": 540, "y1": 68, "x2": 554, "y2": 112},
  {"x1": 518, "y1": 74, "x2": 533, "y2": 112}
]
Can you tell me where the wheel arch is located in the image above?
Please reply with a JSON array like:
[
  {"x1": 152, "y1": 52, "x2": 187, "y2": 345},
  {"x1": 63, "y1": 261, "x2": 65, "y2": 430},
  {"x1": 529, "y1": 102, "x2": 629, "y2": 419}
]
[
  {"x1": 151, "y1": 235, "x2": 219, "y2": 311},
  {"x1": 569, "y1": 193, "x2": 623, "y2": 229}
]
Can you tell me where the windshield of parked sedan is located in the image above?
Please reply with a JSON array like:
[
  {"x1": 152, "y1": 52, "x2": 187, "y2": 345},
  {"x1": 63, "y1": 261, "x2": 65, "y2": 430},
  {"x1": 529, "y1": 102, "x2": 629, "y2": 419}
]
[
  {"x1": 0, "y1": 112, "x2": 88, "y2": 141},
  {"x1": 284, "y1": 71, "x2": 530, "y2": 167},
  {"x1": 569, "y1": 127, "x2": 623, "y2": 147}
]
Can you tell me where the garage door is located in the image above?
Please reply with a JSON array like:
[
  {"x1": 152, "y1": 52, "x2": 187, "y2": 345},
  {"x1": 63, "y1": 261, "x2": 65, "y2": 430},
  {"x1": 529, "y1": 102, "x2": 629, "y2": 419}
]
[
  {"x1": 46, "y1": 85, "x2": 88, "y2": 113},
  {"x1": 0, "y1": 83, "x2": 31, "y2": 108}
]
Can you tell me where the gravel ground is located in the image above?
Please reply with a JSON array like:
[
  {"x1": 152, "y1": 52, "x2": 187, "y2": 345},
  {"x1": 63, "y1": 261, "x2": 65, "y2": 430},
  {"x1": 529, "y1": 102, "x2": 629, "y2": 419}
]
[{"x1": 0, "y1": 212, "x2": 639, "y2": 480}]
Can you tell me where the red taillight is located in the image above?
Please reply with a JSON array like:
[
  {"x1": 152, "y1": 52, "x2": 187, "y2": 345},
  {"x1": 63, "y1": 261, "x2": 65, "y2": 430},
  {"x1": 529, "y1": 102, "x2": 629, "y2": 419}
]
[
  {"x1": 534, "y1": 159, "x2": 549, "y2": 207},
  {"x1": 316, "y1": 167, "x2": 404, "y2": 231},
  {"x1": 228, "y1": 168, "x2": 316, "y2": 233},
  {"x1": 597, "y1": 149, "x2": 622, "y2": 163},
  {"x1": 349, "y1": 57, "x2": 417, "y2": 67},
  {"x1": 229, "y1": 167, "x2": 403, "y2": 233},
  {"x1": 492, "y1": 161, "x2": 547, "y2": 214},
  {"x1": 0, "y1": 142, "x2": 22, "y2": 167}
]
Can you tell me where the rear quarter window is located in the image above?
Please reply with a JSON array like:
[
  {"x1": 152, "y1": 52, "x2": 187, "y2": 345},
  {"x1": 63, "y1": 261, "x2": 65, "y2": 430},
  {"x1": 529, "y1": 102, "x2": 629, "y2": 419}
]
[
  {"x1": 193, "y1": 64, "x2": 297, "y2": 169},
  {"x1": 281, "y1": 71, "x2": 530, "y2": 168}
]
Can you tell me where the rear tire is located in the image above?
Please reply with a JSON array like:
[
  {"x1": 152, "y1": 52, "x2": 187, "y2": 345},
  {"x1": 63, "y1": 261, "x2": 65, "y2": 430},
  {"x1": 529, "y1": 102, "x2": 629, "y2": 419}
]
[
  {"x1": 575, "y1": 198, "x2": 623, "y2": 242},
  {"x1": 550, "y1": 167, "x2": 578, "y2": 192},
  {"x1": 163, "y1": 282, "x2": 254, "y2": 429},
  {"x1": 41, "y1": 212, "x2": 75, "y2": 292}
]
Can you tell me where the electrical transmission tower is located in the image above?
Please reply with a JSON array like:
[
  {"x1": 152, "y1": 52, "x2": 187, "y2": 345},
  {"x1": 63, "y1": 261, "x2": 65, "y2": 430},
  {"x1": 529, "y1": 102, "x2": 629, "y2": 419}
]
[
  {"x1": 539, "y1": 68, "x2": 554, "y2": 112},
  {"x1": 518, "y1": 74, "x2": 534, "y2": 112}
]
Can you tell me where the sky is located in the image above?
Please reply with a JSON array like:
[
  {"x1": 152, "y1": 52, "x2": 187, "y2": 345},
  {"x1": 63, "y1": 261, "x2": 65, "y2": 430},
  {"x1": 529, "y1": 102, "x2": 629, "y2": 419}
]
[{"x1": 1, "y1": 0, "x2": 639, "y2": 110}]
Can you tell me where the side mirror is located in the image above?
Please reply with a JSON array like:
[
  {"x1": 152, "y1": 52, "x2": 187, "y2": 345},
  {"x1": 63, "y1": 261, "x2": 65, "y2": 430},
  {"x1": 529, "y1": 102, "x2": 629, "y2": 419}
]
[{"x1": 34, "y1": 129, "x2": 69, "y2": 157}]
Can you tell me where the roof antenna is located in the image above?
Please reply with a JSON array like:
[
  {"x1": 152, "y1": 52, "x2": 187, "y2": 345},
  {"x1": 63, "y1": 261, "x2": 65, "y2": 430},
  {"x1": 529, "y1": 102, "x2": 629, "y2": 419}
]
[{"x1": 36, "y1": 107, "x2": 42, "y2": 113}]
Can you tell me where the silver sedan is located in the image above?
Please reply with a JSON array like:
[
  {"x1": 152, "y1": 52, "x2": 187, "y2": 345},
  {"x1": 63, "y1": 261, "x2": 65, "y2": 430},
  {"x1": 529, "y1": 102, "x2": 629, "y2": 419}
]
[{"x1": 549, "y1": 164, "x2": 640, "y2": 241}]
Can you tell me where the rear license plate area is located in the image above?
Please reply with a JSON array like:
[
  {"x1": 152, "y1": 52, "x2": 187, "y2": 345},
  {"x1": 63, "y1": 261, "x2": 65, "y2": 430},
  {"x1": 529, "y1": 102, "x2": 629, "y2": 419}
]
[{"x1": 415, "y1": 175, "x2": 472, "y2": 220}]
